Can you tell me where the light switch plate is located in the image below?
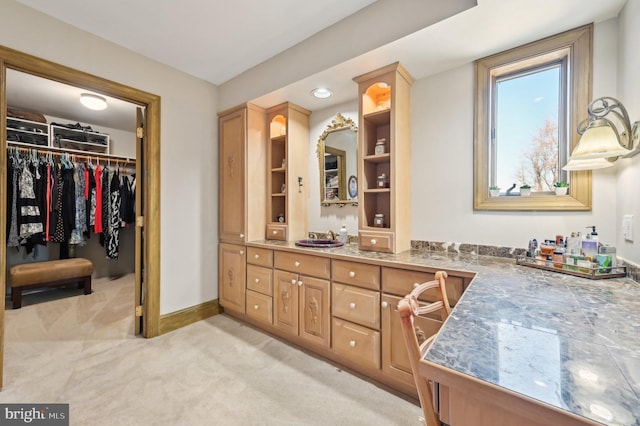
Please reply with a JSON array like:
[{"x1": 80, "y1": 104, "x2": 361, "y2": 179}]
[{"x1": 623, "y1": 215, "x2": 634, "y2": 242}]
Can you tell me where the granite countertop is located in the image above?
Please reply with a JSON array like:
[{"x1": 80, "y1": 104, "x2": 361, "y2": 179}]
[{"x1": 249, "y1": 240, "x2": 640, "y2": 425}]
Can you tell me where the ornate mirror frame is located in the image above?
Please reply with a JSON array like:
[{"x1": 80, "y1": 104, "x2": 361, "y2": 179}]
[{"x1": 317, "y1": 113, "x2": 358, "y2": 207}]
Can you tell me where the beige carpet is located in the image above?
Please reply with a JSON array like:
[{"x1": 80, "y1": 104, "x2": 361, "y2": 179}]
[{"x1": 1, "y1": 274, "x2": 422, "y2": 425}]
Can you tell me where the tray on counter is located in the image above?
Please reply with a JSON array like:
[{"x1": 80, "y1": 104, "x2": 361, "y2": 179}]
[{"x1": 516, "y1": 256, "x2": 627, "y2": 279}]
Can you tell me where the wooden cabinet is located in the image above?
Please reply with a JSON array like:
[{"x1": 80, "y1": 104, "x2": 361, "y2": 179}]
[
  {"x1": 218, "y1": 243, "x2": 246, "y2": 314},
  {"x1": 332, "y1": 317, "x2": 381, "y2": 370},
  {"x1": 246, "y1": 247, "x2": 273, "y2": 326},
  {"x1": 218, "y1": 103, "x2": 267, "y2": 244},
  {"x1": 273, "y1": 251, "x2": 331, "y2": 348},
  {"x1": 382, "y1": 267, "x2": 466, "y2": 306},
  {"x1": 265, "y1": 102, "x2": 310, "y2": 241},
  {"x1": 353, "y1": 62, "x2": 413, "y2": 253}
]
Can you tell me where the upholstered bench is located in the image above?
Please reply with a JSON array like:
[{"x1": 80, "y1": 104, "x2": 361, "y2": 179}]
[{"x1": 9, "y1": 258, "x2": 94, "y2": 309}]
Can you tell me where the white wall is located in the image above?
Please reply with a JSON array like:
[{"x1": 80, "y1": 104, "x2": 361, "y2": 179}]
[
  {"x1": 408, "y1": 20, "x2": 621, "y2": 249},
  {"x1": 0, "y1": 1, "x2": 219, "y2": 314},
  {"x1": 308, "y1": 101, "x2": 359, "y2": 235},
  {"x1": 616, "y1": 0, "x2": 640, "y2": 264}
]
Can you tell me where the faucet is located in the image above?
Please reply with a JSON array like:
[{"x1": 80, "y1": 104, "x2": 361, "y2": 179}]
[{"x1": 326, "y1": 230, "x2": 336, "y2": 241}]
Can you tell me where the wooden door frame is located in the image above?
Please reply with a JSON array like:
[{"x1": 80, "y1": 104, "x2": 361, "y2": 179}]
[{"x1": 0, "y1": 45, "x2": 162, "y2": 386}]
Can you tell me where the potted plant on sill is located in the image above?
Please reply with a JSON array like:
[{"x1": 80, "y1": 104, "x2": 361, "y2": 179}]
[
  {"x1": 489, "y1": 185, "x2": 500, "y2": 197},
  {"x1": 554, "y1": 181, "x2": 568, "y2": 195},
  {"x1": 520, "y1": 184, "x2": 531, "y2": 197}
]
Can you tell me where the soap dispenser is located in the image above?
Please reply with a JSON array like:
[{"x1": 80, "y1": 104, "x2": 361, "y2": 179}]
[
  {"x1": 582, "y1": 226, "x2": 598, "y2": 259},
  {"x1": 338, "y1": 225, "x2": 348, "y2": 244}
]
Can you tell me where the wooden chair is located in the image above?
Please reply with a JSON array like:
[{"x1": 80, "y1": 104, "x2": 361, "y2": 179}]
[{"x1": 398, "y1": 271, "x2": 452, "y2": 426}]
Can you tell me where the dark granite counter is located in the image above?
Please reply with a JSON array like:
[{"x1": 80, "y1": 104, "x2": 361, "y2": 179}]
[{"x1": 248, "y1": 240, "x2": 640, "y2": 425}]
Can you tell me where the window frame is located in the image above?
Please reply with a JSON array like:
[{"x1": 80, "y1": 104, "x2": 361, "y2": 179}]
[{"x1": 473, "y1": 24, "x2": 593, "y2": 211}]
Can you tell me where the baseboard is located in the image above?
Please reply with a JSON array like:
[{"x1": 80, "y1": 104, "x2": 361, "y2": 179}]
[{"x1": 158, "y1": 299, "x2": 221, "y2": 335}]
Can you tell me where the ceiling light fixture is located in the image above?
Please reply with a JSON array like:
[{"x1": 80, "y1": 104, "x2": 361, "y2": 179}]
[
  {"x1": 80, "y1": 93, "x2": 108, "y2": 111},
  {"x1": 563, "y1": 97, "x2": 639, "y2": 170},
  {"x1": 311, "y1": 88, "x2": 333, "y2": 99}
]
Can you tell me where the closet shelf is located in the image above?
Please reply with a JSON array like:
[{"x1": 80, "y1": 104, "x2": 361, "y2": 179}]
[{"x1": 7, "y1": 141, "x2": 136, "y2": 164}]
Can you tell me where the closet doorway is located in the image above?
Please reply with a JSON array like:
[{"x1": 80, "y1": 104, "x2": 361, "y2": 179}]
[{"x1": 0, "y1": 46, "x2": 161, "y2": 388}]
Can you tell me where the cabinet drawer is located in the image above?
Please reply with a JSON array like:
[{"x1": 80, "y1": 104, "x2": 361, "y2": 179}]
[
  {"x1": 247, "y1": 247, "x2": 273, "y2": 267},
  {"x1": 246, "y1": 290, "x2": 273, "y2": 325},
  {"x1": 332, "y1": 283, "x2": 380, "y2": 329},
  {"x1": 332, "y1": 259, "x2": 380, "y2": 290},
  {"x1": 266, "y1": 224, "x2": 287, "y2": 241},
  {"x1": 332, "y1": 318, "x2": 381, "y2": 370},
  {"x1": 274, "y1": 251, "x2": 331, "y2": 279},
  {"x1": 358, "y1": 231, "x2": 394, "y2": 252},
  {"x1": 382, "y1": 267, "x2": 464, "y2": 305},
  {"x1": 247, "y1": 264, "x2": 273, "y2": 296}
]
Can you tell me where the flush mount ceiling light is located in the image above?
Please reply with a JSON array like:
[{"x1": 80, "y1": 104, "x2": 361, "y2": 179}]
[
  {"x1": 311, "y1": 88, "x2": 333, "y2": 99},
  {"x1": 80, "y1": 93, "x2": 108, "y2": 111},
  {"x1": 564, "y1": 97, "x2": 639, "y2": 170}
]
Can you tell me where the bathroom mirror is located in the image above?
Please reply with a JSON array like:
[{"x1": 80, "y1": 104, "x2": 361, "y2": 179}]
[{"x1": 317, "y1": 113, "x2": 358, "y2": 206}]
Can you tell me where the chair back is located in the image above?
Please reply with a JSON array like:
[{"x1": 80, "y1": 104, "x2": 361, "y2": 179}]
[{"x1": 398, "y1": 270, "x2": 451, "y2": 426}]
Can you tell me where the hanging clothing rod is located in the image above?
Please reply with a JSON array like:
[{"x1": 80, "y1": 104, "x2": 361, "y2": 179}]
[{"x1": 7, "y1": 141, "x2": 136, "y2": 165}]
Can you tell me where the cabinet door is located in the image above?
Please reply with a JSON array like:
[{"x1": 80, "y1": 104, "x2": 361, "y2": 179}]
[
  {"x1": 299, "y1": 276, "x2": 330, "y2": 348},
  {"x1": 274, "y1": 269, "x2": 299, "y2": 336},
  {"x1": 381, "y1": 294, "x2": 442, "y2": 387},
  {"x1": 219, "y1": 109, "x2": 246, "y2": 243},
  {"x1": 218, "y1": 243, "x2": 246, "y2": 314}
]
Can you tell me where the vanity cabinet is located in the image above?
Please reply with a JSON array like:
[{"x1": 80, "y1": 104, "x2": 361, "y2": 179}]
[
  {"x1": 218, "y1": 103, "x2": 267, "y2": 244},
  {"x1": 354, "y1": 62, "x2": 413, "y2": 253},
  {"x1": 266, "y1": 102, "x2": 310, "y2": 242},
  {"x1": 218, "y1": 243, "x2": 246, "y2": 315},
  {"x1": 273, "y1": 251, "x2": 331, "y2": 348},
  {"x1": 246, "y1": 247, "x2": 274, "y2": 326}
]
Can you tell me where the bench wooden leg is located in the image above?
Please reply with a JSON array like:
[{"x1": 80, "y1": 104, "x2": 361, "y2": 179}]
[
  {"x1": 13, "y1": 288, "x2": 22, "y2": 309},
  {"x1": 83, "y1": 276, "x2": 92, "y2": 295}
]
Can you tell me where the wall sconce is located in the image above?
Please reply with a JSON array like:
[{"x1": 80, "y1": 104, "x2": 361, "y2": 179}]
[{"x1": 563, "y1": 97, "x2": 639, "y2": 171}]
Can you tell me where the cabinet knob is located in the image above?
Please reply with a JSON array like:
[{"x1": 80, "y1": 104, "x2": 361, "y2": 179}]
[
  {"x1": 291, "y1": 279, "x2": 297, "y2": 285},
  {"x1": 349, "y1": 340, "x2": 356, "y2": 348},
  {"x1": 239, "y1": 250, "x2": 244, "y2": 255},
  {"x1": 255, "y1": 278, "x2": 260, "y2": 283},
  {"x1": 239, "y1": 233, "x2": 244, "y2": 239},
  {"x1": 294, "y1": 261, "x2": 300, "y2": 267},
  {"x1": 349, "y1": 302, "x2": 356, "y2": 309},
  {"x1": 370, "y1": 239, "x2": 377, "y2": 245},
  {"x1": 254, "y1": 304, "x2": 259, "y2": 310},
  {"x1": 349, "y1": 271, "x2": 356, "y2": 278},
  {"x1": 381, "y1": 301, "x2": 388, "y2": 309},
  {"x1": 254, "y1": 254, "x2": 260, "y2": 259},
  {"x1": 272, "y1": 230, "x2": 277, "y2": 235},
  {"x1": 297, "y1": 281, "x2": 303, "y2": 287},
  {"x1": 413, "y1": 282, "x2": 420, "y2": 289}
]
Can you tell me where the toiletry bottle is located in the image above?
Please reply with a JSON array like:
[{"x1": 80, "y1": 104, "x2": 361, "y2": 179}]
[
  {"x1": 338, "y1": 225, "x2": 348, "y2": 244},
  {"x1": 582, "y1": 226, "x2": 598, "y2": 259}
]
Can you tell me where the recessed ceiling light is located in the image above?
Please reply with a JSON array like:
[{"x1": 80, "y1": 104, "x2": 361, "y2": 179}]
[
  {"x1": 80, "y1": 93, "x2": 108, "y2": 111},
  {"x1": 311, "y1": 88, "x2": 333, "y2": 99}
]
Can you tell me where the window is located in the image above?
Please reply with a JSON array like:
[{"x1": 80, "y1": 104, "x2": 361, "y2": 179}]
[{"x1": 474, "y1": 25, "x2": 593, "y2": 210}]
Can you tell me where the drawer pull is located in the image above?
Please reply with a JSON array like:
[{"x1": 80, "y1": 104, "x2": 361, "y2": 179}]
[
  {"x1": 297, "y1": 281, "x2": 303, "y2": 287},
  {"x1": 349, "y1": 340, "x2": 356, "y2": 348},
  {"x1": 349, "y1": 271, "x2": 356, "y2": 278},
  {"x1": 370, "y1": 239, "x2": 377, "y2": 245},
  {"x1": 254, "y1": 254, "x2": 260, "y2": 259},
  {"x1": 272, "y1": 230, "x2": 277, "y2": 235},
  {"x1": 254, "y1": 278, "x2": 260, "y2": 283},
  {"x1": 239, "y1": 250, "x2": 244, "y2": 255},
  {"x1": 349, "y1": 302, "x2": 356, "y2": 309},
  {"x1": 291, "y1": 279, "x2": 297, "y2": 285},
  {"x1": 381, "y1": 301, "x2": 388, "y2": 309},
  {"x1": 254, "y1": 304, "x2": 259, "y2": 310},
  {"x1": 294, "y1": 261, "x2": 301, "y2": 267},
  {"x1": 240, "y1": 233, "x2": 244, "y2": 239}
]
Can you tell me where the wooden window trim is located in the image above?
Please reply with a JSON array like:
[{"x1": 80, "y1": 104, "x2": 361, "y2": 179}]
[{"x1": 473, "y1": 24, "x2": 593, "y2": 211}]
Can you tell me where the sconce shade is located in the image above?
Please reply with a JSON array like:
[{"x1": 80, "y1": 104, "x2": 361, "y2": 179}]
[
  {"x1": 570, "y1": 118, "x2": 630, "y2": 160},
  {"x1": 562, "y1": 157, "x2": 615, "y2": 171}
]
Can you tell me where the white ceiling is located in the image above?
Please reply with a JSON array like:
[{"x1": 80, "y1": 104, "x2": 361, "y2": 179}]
[{"x1": 9, "y1": 0, "x2": 629, "y2": 130}]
